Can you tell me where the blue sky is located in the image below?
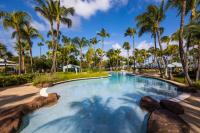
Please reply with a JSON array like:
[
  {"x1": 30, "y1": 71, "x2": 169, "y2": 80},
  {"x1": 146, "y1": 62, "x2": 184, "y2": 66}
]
[{"x1": 0, "y1": 0, "x2": 188, "y2": 57}]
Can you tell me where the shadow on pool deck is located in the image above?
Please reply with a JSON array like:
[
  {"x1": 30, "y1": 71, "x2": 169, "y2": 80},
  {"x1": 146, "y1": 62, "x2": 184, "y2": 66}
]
[
  {"x1": 0, "y1": 93, "x2": 37, "y2": 108},
  {"x1": 31, "y1": 96, "x2": 148, "y2": 133},
  {"x1": 180, "y1": 91, "x2": 200, "y2": 133}
]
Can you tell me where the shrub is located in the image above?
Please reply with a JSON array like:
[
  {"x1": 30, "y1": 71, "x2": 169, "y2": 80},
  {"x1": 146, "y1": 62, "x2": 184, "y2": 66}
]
[
  {"x1": 33, "y1": 72, "x2": 109, "y2": 86},
  {"x1": 0, "y1": 74, "x2": 37, "y2": 87}
]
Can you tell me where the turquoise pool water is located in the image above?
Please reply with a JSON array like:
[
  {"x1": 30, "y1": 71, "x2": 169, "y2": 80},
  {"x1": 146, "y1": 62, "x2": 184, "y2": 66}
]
[{"x1": 21, "y1": 73, "x2": 181, "y2": 133}]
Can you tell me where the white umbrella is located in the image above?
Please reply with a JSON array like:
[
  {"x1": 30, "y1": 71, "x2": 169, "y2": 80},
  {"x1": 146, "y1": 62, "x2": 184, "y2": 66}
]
[
  {"x1": 167, "y1": 64, "x2": 175, "y2": 68},
  {"x1": 172, "y1": 62, "x2": 182, "y2": 67}
]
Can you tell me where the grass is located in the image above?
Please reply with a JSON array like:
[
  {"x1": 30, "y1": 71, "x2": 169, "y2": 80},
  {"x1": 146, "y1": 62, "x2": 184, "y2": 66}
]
[
  {"x1": 173, "y1": 77, "x2": 187, "y2": 84},
  {"x1": 33, "y1": 72, "x2": 109, "y2": 86}
]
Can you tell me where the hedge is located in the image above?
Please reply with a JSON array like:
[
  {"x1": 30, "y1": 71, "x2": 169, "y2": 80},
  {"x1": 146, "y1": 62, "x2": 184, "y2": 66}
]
[{"x1": 0, "y1": 74, "x2": 36, "y2": 87}]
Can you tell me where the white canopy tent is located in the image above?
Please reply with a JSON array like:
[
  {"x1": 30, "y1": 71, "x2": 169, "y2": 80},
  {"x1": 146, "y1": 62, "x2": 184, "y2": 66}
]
[
  {"x1": 63, "y1": 64, "x2": 80, "y2": 73},
  {"x1": 167, "y1": 62, "x2": 182, "y2": 68}
]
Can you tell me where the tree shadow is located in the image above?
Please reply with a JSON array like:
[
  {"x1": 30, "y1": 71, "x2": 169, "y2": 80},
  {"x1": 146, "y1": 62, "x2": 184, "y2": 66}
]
[
  {"x1": 33, "y1": 96, "x2": 147, "y2": 133},
  {"x1": 0, "y1": 93, "x2": 37, "y2": 108}
]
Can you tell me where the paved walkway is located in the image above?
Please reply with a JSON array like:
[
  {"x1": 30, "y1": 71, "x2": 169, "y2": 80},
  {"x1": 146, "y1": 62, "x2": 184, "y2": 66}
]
[
  {"x1": 180, "y1": 91, "x2": 200, "y2": 133},
  {"x1": 0, "y1": 84, "x2": 40, "y2": 111}
]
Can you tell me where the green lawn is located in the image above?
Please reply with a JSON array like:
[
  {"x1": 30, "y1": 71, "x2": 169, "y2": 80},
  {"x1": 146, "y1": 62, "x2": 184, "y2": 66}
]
[{"x1": 33, "y1": 72, "x2": 109, "y2": 86}]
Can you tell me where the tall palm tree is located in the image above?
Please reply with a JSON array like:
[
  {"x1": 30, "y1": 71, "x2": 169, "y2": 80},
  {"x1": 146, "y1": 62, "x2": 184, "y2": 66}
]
[
  {"x1": 115, "y1": 49, "x2": 121, "y2": 70},
  {"x1": 123, "y1": 42, "x2": 131, "y2": 69},
  {"x1": 53, "y1": 0, "x2": 75, "y2": 72},
  {"x1": 96, "y1": 48, "x2": 104, "y2": 70},
  {"x1": 35, "y1": 0, "x2": 56, "y2": 73},
  {"x1": 22, "y1": 24, "x2": 42, "y2": 72},
  {"x1": 1, "y1": 11, "x2": 30, "y2": 74},
  {"x1": 38, "y1": 42, "x2": 44, "y2": 58},
  {"x1": 124, "y1": 27, "x2": 136, "y2": 70},
  {"x1": 97, "y1": 28, "x2": 110, "y2": 70},
  {"x1": 73, "y1": 37, "x2": 89, "y2": 72},
  {"x1": 90, "y1": 37, "x2": 99, "y2": 67},
  {"x1": 166, "y1": 0, "x2": 193, "y2": 86},
  {"x1": 136, "y1": 5, "x2": 164, "y2": 77}
]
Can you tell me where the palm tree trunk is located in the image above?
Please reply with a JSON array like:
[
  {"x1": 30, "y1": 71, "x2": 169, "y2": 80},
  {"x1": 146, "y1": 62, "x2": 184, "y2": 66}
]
[
  {"x1": 196, "y1": 45, "x2": 200, "y2": 81},
  {"x1": 17, "y1": 30, "x2": 22, "y2": 75},
  {"x1": 40, "y1": 46, "x2": 42, "y2": 58},
  {"x1": 29, "y1": 46, "x2": 33, "y2": 73},
  {"x1": 80, "y1": 48, "x2": 82, "y2": 72},
  {"x1": 133, "y1": 36, "x2": 136, "y2": 70},
  {"x1": 154, "y1": 34, "x2": 163, "y2": 78},
  {"x1": 50, "y1": 23, "x2": 56, "y2": 73},
  {"x1": 100, "y1": 38, "x2": 104, "y2": 70},
  {"x1": 55, "y1": 23, "x2": 60, "y2": 72},
  {"x1": 157, "y1": 30, "x2": 168, "y2": 78},
  {"x1": 127, "y1": 50, "x2": 129, "y2": 69},
  {"x1": 179, "y1": 0, "x2": 193, "y2": 86},
  {"x1": 22, "y1": 50, "x2": 25, "y2": 74}
]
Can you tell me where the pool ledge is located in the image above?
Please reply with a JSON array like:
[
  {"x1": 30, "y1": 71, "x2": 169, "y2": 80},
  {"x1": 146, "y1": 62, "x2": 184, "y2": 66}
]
[{"x1": 40, "y1": 75, "x2": 111, "y2": 97}]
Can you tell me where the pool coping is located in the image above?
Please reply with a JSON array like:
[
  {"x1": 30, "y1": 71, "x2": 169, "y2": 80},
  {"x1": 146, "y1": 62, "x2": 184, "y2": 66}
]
[
  {"x1": 126, "y1": 73, "x2": 191, "y2": 103},
  {"x1": 40, "y1": 75, "x2": 111, "y2": 97}
]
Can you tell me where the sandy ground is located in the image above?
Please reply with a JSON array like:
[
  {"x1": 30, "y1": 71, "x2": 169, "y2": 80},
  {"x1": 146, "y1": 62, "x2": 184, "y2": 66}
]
[{"x1": 0, "y1": 84, "x2": 40, "y2": 111}]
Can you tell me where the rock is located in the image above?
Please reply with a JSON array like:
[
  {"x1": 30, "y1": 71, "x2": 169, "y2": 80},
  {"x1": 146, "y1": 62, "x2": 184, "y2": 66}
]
[
  {"x1": 160, "y1": 100, "x2": 184, "y2": 115},
  {"x1": 0, "y1": 93, "x2": 60, "y2": 133},
  {"x1": 148, "y1": 109, "x2": 190, "y2": 133},
  {"x1": 36, "y1": 82, "x2": 53, "y2": 88},
  {"x1": 42, "y1": 83, "x2": 53, "y2": 88},
  {"x1": 140, "y1": 96, "x2": 160, "y2": 112}
]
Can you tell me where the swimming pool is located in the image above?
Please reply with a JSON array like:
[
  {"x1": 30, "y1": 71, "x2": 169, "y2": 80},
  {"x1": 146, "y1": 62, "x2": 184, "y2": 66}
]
[{"x1": 21, "y1": 73, "x2": 182, "y2": 133}]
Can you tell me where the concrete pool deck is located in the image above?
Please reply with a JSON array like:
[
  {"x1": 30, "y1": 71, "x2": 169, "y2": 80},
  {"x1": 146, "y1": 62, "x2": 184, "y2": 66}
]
[{"x1": 0, "y1": 74, "x2": 200, "y2": 132}]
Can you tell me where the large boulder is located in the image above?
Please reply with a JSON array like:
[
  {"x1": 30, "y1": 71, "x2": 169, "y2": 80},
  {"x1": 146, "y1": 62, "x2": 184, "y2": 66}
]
[
  {"x1": 140, "y1": 96, "x2": 160, "y2": 112},
  {"x1": 0, "y1": 93, "x2": 60, "y2": 133},
  {"x1": 160, "y1": 100, "x2": 184, "y2": 115},
  {"x1": 148, "y1": 109, "x2": 190, "y2": 133}
]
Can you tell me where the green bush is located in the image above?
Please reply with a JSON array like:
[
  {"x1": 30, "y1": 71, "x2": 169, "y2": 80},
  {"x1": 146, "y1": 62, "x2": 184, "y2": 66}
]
[
  {"x1": 33, "y1": 72, "x2": 109, "y2": 86},
  {"x1": 194, "y1": 81, "x2": 200, "y2": 90},
  {"x1": 0, "y1": 74, "x2": 37, "y2": 87}
]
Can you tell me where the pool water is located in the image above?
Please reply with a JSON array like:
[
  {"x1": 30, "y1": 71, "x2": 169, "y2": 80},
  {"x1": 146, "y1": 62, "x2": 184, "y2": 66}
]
[{"x1": 21, "y1": 73, "x2": 181, "y2": 133}]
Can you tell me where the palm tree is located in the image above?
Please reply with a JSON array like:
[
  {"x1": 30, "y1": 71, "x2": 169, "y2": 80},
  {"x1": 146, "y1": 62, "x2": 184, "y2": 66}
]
[
  {"x1": 124, "y1": 27, "x2": 136, "y2": 70},
  {"x1": 166, "y1": 0, "x2": 193, "y2": 86},
  {"x1": 106, "y1": 49, "x2": 115, "y2": 70},
  {"x1": 73, "y1": 37, "x2": 89, "y2": 72},
  {"x1": 136, "y1": 5, "x2": 164, "y2": 77},
  {"x1": 97, "y1": 28, "x2": 110, "y2": 70},
  {"x1": 96, "y1": 48, "x2": 104, "y2": 70},
  {"x1": 161, "y1": 36, "x2": 171, "y2": 46},
  {"x1": 1, "y1": 11, "x2": 30, "y2": 74},
  {"x1": 38, "y1": 42, "x2": 44, "y2": 58},
  {"x1": 115, "y1": 49, "x2": 121, "y2": 70},
  {"x1": 90, "y1": 37, "x2": 99, "y2": 67},
  {"x1": 22, "y1": 24, "x2": 42, "y2": 72},
  {"x1": 123, "y1": 42, "x2": 131, "y2": 69},
  {"x1": 53, "y1": 0, "x2": 75, "y2": 72},
  {"x1": 35, "y1": 0, "x2": 56, "y2": 73}
]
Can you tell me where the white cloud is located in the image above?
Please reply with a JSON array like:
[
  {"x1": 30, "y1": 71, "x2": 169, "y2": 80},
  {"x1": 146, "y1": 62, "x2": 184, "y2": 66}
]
[
  {"x1": 112, "y1": 43, "x2": 128, "y2": 57},
  {"x1": 31, "y1": 20, "x2": 47, "y2": 31},
  {"x1": 136, "y1": 41, "x2": 153, "y2": 50},
  {"x1": 0, "y1": 28, "x2": 17, "y2": 55},
  {"x1": 60, "y1": 0, "x2": 129, "y2": 19}
]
